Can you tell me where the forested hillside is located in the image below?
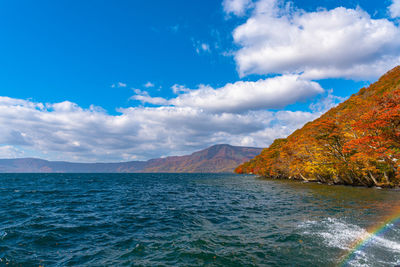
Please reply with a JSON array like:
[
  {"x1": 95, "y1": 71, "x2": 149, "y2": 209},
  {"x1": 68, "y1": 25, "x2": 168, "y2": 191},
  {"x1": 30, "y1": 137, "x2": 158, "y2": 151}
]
[{"x1": 236, "y1": 66, "x2": 400, "y2": 187}]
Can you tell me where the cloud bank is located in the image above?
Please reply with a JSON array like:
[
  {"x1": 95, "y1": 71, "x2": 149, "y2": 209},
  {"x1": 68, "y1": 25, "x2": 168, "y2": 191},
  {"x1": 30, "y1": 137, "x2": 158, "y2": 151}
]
[{"x1": 0, "y1": 96, "x2": 321, "y2": 162}]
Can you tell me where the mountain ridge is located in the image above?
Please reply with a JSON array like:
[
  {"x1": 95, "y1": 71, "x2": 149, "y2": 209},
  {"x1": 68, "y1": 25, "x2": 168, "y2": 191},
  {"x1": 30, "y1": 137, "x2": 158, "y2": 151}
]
[{"x1": 0, "y1": 144, "x2": 262, "y2": 173}]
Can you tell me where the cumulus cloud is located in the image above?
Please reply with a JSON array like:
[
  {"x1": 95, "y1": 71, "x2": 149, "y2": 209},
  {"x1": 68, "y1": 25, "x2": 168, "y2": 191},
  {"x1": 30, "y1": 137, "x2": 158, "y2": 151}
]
[
  {"x1": 390, "y1": 0, "x2": 400, "y2": 18},
  {"x1": 0, "y1": 96, "x2": 320, "y2": 162},
  {"x1": 231, "y1": 0, "x2": 400, "y2": 79},
  {"x1": 223, "y1": 0, "x2": 253, "y2": 16},
  {"x1": 144, "y1": 81, "x2": 155, "y2": 88},
  {"x1": 171, "y1": 75, "x2": 323, "y2": 113},
  {"x1": 132, "y1": 75, "x2": 323, "y2": 113}
]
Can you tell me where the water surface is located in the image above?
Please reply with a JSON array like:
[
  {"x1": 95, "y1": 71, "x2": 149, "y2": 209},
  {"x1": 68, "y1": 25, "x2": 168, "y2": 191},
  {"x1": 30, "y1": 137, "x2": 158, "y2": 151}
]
[{"x1": 0, "y1": 173, "x2": 399, "y2": 266}]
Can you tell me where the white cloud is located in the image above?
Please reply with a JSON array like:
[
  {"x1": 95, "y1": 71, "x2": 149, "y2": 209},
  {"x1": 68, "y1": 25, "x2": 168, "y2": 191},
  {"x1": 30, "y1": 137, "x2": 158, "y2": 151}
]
[
  {"x1": 170, "y1": 75, "x2": 323, "y2": 113},
  {"x1": 201, "y1": 43, "x2": 210, "y2": 52},
  {"x1": 118, "y1": 82, "x2": 127, "y2": 88},
  {"x1": 232, "y1": 0, "x2": 400, "y2": 79},
  {"x1": 131, "y1": 89, "x2": 169, "y2": 105},
  {"x1": 230, "y1": 110, "x2": 320, "y2": 147},
  {"x1": 223, "y1": 0, "x2": 253, "y2": 16},
  {"x1": 309, "y1": 89, "x2": 346, "y2": 113},
  {"x1": 0, "y1": 145, "x2": 25, "y2": 158},
  {"x1": 111, "y1": 82, "x2": 127, "y2": 88},
  {"x1": 133, "y1": 75, "x2": 323, "y2": 113},
  {"x1": 144, "y1": 82, "x2": 155, "y2": 88},
  {"x1": 193, "y1": 39, "x2": 212, "y2": 54},
  {"x1": 171, "y1": 84, "x2": 190, "y2": 94},
  {"x1": 390, "y1": 0, "x2": 400, "y2": 18},
  {"x1": 0, "y1": 96, "x2": 321, "y2": 162}
]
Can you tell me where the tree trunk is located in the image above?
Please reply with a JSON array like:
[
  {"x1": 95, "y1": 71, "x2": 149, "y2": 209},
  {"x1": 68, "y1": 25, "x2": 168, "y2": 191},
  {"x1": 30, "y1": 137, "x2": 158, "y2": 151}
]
[{"x1": 368, "y1": 171, "x2": 380, "y2": 187}]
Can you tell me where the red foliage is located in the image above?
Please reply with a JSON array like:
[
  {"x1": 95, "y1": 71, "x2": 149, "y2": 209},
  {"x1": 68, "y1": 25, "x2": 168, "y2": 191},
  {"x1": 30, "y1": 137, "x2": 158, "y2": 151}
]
[{"x1": 236, "y1": 66, "x2": 400, "y2": 187}]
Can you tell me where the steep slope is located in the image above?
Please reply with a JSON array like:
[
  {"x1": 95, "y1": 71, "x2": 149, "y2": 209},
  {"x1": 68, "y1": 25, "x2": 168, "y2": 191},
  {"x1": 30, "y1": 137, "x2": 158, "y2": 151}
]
[
  {"x1": 236, "y1": 66, "x2": 400, "y2": 187},
  {"x1": 0, "y1": 145, "x2": 262, "y2": 173},
  {"x1": 144, "y1": 144, "x2": 263, "y2": 173}
]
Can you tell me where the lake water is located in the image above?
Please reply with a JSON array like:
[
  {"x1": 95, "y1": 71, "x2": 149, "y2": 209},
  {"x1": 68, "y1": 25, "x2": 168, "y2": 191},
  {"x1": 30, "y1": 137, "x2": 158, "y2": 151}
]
[{"x1": 0, "y1": 173, "x2": 399, "y2": 266}]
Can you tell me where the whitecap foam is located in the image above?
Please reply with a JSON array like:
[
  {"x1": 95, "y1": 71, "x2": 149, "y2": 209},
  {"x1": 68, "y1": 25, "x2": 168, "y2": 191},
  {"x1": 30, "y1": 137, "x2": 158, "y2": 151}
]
[
  {"x1": 299, "y1": 217, "x2": 368, "y2": 250},
  {"x1": 0, "y1": 231, "x2": 7, "y2": 240},
  {"x1": 346, "y1": 250, "x2": 370, "y2": 267},
  {"x1": 369, "y1": 235, "x2": 400, "y2": 252},
  {"x1": 299, "y1": 217, "x2": 400, "y2": 266}
]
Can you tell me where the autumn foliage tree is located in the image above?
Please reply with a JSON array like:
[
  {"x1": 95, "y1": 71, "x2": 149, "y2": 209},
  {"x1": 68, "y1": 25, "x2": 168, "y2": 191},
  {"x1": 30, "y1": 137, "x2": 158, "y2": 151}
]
[
  {"x1": 236, "y1": 66, "x2": 400, "y2": 187},
  {"x1": 344, "y1": 89, "x2": 400, "y2": 186}
]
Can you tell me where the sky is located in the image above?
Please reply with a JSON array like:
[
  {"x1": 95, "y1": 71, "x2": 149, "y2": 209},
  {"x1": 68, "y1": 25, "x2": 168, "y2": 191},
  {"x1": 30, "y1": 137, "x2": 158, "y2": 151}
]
[{"x1": 0, "y1": 0, "x2": 400, "y2": 162}]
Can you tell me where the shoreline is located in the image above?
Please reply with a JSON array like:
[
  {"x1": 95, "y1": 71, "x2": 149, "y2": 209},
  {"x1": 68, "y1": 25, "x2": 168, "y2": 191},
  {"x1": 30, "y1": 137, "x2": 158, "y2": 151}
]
[{"x1": 247, "y1": 174, "x2": 400, "y2": 190}]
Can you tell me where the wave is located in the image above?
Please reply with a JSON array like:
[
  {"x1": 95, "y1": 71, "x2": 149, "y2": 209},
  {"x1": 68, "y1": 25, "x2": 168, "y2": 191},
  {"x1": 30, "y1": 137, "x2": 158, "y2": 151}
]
[{"x1": 299, "y1": 217, "x2": 400, "y2": 266}]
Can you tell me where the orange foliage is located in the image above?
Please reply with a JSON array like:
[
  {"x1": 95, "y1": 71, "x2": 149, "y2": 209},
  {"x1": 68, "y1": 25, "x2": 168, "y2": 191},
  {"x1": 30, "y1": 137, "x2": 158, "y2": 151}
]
[{"x1": 236, "y1": 66, "x2": 400, "y2": 187}]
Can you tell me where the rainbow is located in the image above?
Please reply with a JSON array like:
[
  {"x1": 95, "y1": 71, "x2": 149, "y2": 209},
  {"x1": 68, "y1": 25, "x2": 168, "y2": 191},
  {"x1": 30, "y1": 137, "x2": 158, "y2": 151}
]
[{"x1": 340, "y1": 208, "x2": 400, "y2": 266}]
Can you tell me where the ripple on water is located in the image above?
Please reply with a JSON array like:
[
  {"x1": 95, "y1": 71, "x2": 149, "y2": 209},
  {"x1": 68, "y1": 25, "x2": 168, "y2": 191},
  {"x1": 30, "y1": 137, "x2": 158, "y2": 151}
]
[{"x1": 0, "y1": 173, "x2": 399, "y2": 266}]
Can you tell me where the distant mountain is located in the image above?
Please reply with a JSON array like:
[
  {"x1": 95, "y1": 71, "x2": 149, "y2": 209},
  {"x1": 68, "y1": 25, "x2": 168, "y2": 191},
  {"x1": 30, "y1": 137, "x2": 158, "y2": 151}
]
[
  {"x1": 236, "y1": 66, "x2": 400, "y2": 187},
  {"x1": 0, "y1": 144, "x2": 262, "y2": 173},
  {"x1": 0, "y1": 158, "x2": 147, "y2": 173},
  {"x1": 144, "y1": 144, "x2": 263, "y2": 173}
]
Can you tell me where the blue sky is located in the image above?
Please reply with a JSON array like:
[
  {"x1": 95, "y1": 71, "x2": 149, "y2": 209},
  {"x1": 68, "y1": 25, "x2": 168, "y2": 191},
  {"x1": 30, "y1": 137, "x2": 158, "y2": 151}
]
[{"x1": 0, "y1": 0, "x2": 399, "y2": 162}]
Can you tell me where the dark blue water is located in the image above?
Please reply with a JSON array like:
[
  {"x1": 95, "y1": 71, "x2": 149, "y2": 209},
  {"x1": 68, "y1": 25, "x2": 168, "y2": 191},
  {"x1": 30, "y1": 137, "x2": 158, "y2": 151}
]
[{"x1": 0, "y1": 173, "x2": 399, "y2": 266}]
